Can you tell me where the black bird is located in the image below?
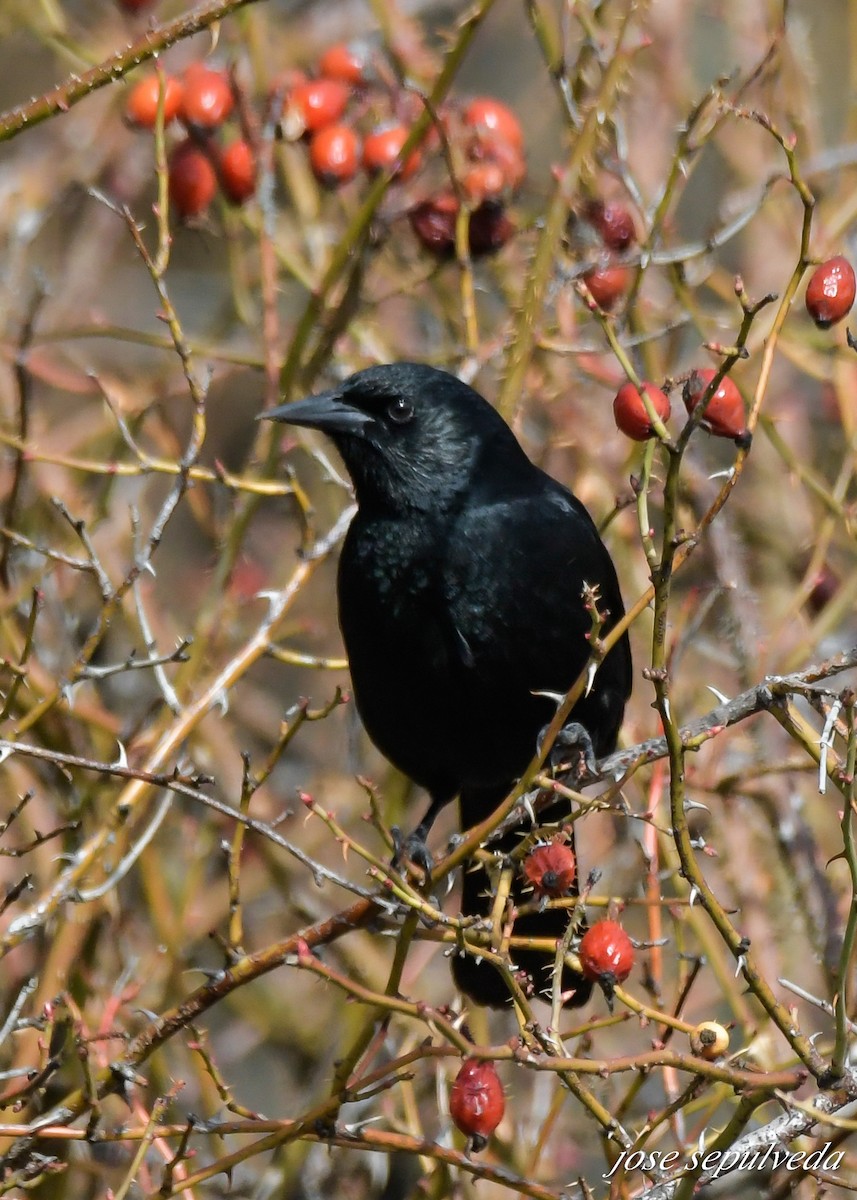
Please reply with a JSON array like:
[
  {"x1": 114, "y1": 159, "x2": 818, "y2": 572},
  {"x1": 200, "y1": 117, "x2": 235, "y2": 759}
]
[{"x1": 264, "y1": 363, "x2": 632, "y2": 1007}]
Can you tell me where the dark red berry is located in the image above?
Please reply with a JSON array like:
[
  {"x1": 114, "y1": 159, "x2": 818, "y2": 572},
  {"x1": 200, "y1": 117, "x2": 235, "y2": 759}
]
[
  {"x1": 449, "y1": 1057, "x2": 505, "y2": 1151},
  {"x1": 116, "y1": 0, "x2": 156, "y2": 11},
  {"x1": 363, "y1": 124, "x2": 421, "y2": 179},
  {"x1": 683, "y1": 368, "x2": 750, "y2": 447},
  {"x1": 220, "y1": 139, "x2": 256, "y2": 204},
  {"x1": 578, "y1": 920, "x2": 635, "y2": 987},
  {"x1": 585, "y1": 199, "x2": 636, "y2": 251},
  {"x1": 522, "y1": 840, "x2": 576, "y2": 899},
  {"x1": 582, "y1": 263, "x2": 631, "y2": 311},
  {"x1": 468, "y1": 202, "x2": 515, "y2": 255},
  {"x1": 462, "y1": 96, "x2": 523, "y2": 151},
  {"x1": 318, "y1": 42, "x2": 368, "y2": 87},
  {"x1": 168, "y1": 139, "x2": 217, "y2": 218},
  {"x1": 125, "y1": 74, "x2": 183, "y2": 128},
  {"x1": 613, "y1": 381, "x2": 670, "y2": 441},
  {"x1": 409, "y1": 193, "x2": 458, "y2": 257},
  {"x1": 805, "y1": 256, "x2": 856, "y2": 328},
  {"x1": 288, "y1": 78, "x2": 350, "y2": 135},
  {"x1": 808, "y1": 565, "x2": 839, "y2": 615},
  {"x1": 180, "y1": 64, "x2": 234, "y2": 130},
  {"x1": 309, "y1": 124, "x2": 360, "y2": 186}
]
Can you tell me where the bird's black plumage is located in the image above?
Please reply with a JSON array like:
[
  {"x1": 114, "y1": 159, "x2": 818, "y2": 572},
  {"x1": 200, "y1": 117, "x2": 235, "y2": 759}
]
[{"x1": 265, "y1": 363, "x2": 632, "y2": 1008}]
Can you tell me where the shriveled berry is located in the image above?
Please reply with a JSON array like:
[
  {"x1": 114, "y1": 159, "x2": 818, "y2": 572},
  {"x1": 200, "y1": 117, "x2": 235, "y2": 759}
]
[
  {"x1": 168, "y1": 139, "x2": 217, "y2": 218},
  {"x1": 180, "y1": 64, "x2": 234, "y2": 130},
  {"x1": 318, "y1": 42, "x2": 368, "y2": 87},
  {"x1": 288, "y1": 78, "x2": 350, "y2": 135},
  {"x1": 522, "y1": 840, "x2": 576, "y2": 899},
  {"x1": 462, "y1": 96, "x2": 523, "y2": 151},
  {"x1": 578, "y1": 920, "x2": 635, "y2": 988},
  {"x1": 689, "y1": 1021, "x2": 730, "y2": 1060},
  {"x1": 449, "y1": 1057, "x2": 505, "y2": 1151},
  {"x1": 309, "y1": 123, "x2": 360, "y2": 186},
  {"x1": 613, "y1": 381, "x2": 670, "y2": 441},
  {"x1": 220, "y1": 139, "x2": 256, "y2": 204},
  {"x1": 683, "y1": 368, "x2": 750, "y2": 447},
  {"x1": 363, "y1": 124, "x2": 421, "y2": 180},
  {"x1": 409, "y1": 193, "x2": 458, "y2": 257},
  {"x1": 808, "y1": 565, "x2": 839, "y2": 615},
  {"x1": 125, "y1": 74, "x2": 183, "y2": 128},
  {"x1": 468, "y1": 201, "x2": 515, "y2": 255},
  {"x1": 582, "y1": 263, "x2": 631, "y2": 311},
  {"x1": 805, "y1": 255, "x2": 856, "y2": 328},
  {"x1": 585, "y1": 198, "x2": 637, "y2": 251}
]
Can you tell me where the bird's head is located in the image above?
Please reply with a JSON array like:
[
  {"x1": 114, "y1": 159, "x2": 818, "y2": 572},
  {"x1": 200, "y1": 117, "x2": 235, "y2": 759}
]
[{"x1": 262, "y1": 362, "x2": 529, "y2": 513}]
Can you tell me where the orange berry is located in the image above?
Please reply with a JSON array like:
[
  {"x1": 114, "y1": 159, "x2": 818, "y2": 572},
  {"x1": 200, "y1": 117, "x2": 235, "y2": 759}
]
[{"x1": 125, "y1": 74, "x2": 183, "y2": 128}]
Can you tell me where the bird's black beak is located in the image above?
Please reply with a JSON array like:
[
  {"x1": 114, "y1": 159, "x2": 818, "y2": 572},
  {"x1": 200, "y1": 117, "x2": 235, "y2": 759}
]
[{"x1": 260, "y1": 390, "x2": 374, "y2": 437}]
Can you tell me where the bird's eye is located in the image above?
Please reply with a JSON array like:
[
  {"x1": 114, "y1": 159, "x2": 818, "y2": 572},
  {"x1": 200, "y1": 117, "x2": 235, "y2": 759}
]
[{"x1": 386, "y1": 397, "x2": 414, "y2": 425}]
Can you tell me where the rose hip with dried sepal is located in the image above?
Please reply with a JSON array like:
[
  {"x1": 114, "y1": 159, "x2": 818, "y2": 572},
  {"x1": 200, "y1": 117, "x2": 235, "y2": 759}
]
[
  {"x1": 805, "y1": 255, "x2": 856, "y2": 328},
  {"x1": 578, "y1": 919, "x2": 635, "y2": 1002},
  {"x1": 689, "y1": 1021, "x2": 730, "y2": 1061},
  {"x1": 522, "y1": 839, "x2": 576, "y2": 899},
  {"x1": 449, "y1": 1057, "x2": 505, "y2": 1152},
  {"x1": 682, "y1": 368, "x2": 751, "y2": 448},
  {"x1": 613, "y1": 381, "x2": 670, "y2": 441}
]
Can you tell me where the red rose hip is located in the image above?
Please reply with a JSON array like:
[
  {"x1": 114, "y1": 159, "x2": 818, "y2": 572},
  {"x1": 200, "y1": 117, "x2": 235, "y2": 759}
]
[
  {"x1": 180, "y1": 64, "x2": 234, "y2": 130},
  {"x1": 309, "y1": 124, "x2": 360, "y2": 185},
  {"x1": 168, "y1": 139, "x2": 217, "y2": 218},
  {"x1": 585, "y1": 198, "x2": 637, "y2": 251},
  {"x1": 288, "y1": 78, "x2": 349, "y2": 134},
  {"x1": 806, "y1": 255, "x2": 856, "y2": 328},
  {"x1": 578, "y1": 920, "x2": 635, "y2": 988},
  {"x1": 220, "y1": 139, "x2": 256, "y2": 204},
  {"x1": 683, "y1": 368, "x2": 750, "y2": 447},
  {"x1": 462, "y1": 96, "x2": 523, "y2": 151},
  {"x1": 522, "y1": 840, "x2": 576, "y2": 899},
  {"x1": 613, "y1": 381, "x2": 670, "y2": 441},
  {"x1": 449, "y1": 1057, "x2": 505, "y2": 1151},
  {"x1": 318, "y1": 42, "x2": 368, "y2": 87},
  {"x1": 125, "y1": 73, "x2": 183, "y2": 128},
  {"x1": 363, "y1": 124, "x2": 421, "y2": 179},
  {"x1": 582, "y1": 263, "x2": 631, "y2": 311}
]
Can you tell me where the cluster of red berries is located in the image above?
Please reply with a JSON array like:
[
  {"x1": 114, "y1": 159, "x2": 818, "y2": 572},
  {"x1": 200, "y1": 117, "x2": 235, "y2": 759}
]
[
  {"x1": 805, "y1": 255, "x2": 856, "y2": 328},
  {"x1": 611, "y1": 369, "x2": 750, "y2": 448},
  {"x1": 125, "y1": 63, "x2": 255, "y2": 217},
  {"x1": 124, "y1": 44, "x2": 525, "y2": 252},
  {"x1": 567, "y1": 197, "x2": 638, "y2": 312}
]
